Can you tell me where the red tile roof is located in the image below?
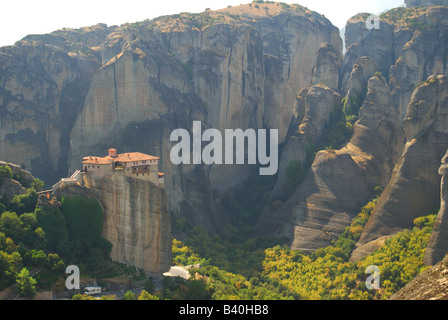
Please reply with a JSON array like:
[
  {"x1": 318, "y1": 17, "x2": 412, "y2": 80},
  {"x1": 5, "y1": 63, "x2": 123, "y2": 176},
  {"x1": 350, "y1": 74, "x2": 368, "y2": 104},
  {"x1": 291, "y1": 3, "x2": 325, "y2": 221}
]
[{"x1": 82, "y1": 150, "x2": 159, "y2": 165}]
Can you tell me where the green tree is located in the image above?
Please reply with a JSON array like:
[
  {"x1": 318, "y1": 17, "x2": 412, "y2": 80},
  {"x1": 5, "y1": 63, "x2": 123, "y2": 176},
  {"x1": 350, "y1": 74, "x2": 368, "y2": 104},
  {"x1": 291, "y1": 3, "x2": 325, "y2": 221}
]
[
  {"x1": 30, "y1": 179, "x2": 45, "y2": 192},
  {"x1": 123, "y1": 291, "x2": 136, "y2": 300},
  {"x1": 72, "y1": 293, "x2": 95, "y2": 300},
  {"x1": 0, "y1": 211, "x2": 24, "y2": 242},
  {"x1": 24, "y1": 249, "x2": 47, "y2": 268},
  {"x1": 60, "y1": 196, "x2": 103, "y2": 246},
  {"x1": 10, "y1": 189, "x2": 38, "y2": 216},
  {"x1": 0, "y1": 250, "x2": 21, "y2": 289},
  {"x1": 138, "y1": 290, "x2": 159, "y2": 300},
  {"x1": 35, "y1": 206, "x2": 69, "y2": 255},
  {"x1": 46, "y1": 253, "x2": 65, "y2": 274},
  {"x1": 16, "y1": 268, "x2": 37, "y2": 299},
  {"x1": 0, "y1": 165, "x2": 13, "y2": 182}
]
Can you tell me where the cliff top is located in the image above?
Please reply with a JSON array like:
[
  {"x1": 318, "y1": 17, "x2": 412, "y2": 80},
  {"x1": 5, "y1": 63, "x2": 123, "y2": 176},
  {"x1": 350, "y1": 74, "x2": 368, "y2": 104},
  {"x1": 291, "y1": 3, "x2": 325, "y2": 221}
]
[
  {"x1": 346, "y1": 5, "x2": 448, "y2": 30},
  {"x1": 129, "y1": 2, "x2": 333, "y2": 33},
  {"x1": 381, "y1": 5, "x2": 448, "y2": 27},
  {"x1": 405, "y1": 0, "x2": 448, "y2": 7},
  {"x1": 1, "y1": 2, "x2": 334, "y2": 52}
]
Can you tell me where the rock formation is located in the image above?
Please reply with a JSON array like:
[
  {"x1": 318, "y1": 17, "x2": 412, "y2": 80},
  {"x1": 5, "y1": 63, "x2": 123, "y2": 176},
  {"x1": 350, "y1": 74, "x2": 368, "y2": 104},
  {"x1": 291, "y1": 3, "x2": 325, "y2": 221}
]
[
  {"x1": 354, "y1": 75, "x2": 448, "y2": 258},
  {"x1": 0, "y1": 24, "x2": 113, "y2": 184},
  {"x1": 255, "y1": 6, "x2": 448, "y2": 254},
  {"x1": 2, "y1": 2, "x2": 448, "y2": 261},
  {"x1": 82, "y1": 167, "x2": 172, "y2": 274},
  {"x1": 405, "y1": 0, "x2": 448, "y2": 7},
  {"x1": 254, "y1": 74, "x2": 403, "y2": 251},
  {"x1": 0, "y1": 161, "x2": 35, "y2": 198},
  {"x1": 66, "y1": 3, "x2": 341, "y2": 232},
  {"x1": 0, "y1": 3, "x2": 342, "y2": 234},
  {"x1": 424, "y1": 150, "x2": 448, "y2": 265}
]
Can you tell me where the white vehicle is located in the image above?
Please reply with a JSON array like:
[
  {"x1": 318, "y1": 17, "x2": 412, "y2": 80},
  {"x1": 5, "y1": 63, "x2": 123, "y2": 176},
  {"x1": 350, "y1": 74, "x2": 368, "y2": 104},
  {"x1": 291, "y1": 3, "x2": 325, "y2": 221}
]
[{"x1": 84, "y1": 287, "x2": 102, "y2": 295}]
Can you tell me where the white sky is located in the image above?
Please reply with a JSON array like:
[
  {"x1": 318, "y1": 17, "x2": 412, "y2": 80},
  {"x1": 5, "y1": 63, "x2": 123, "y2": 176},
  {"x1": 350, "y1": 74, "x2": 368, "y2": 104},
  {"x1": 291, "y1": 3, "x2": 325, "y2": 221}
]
[{"x1": 0, "y1": 0, "x2": 405, "y2": 47}]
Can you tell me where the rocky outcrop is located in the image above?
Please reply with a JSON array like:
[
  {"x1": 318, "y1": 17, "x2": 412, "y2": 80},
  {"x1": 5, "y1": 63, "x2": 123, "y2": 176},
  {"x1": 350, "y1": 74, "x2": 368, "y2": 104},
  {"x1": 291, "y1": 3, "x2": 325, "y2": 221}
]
[
  {"x1": 259, "y1": 42, "x2": 343, "y2": 212},
  {"x1": 0, "y1": 24, "x2": 113, "y2": 184},
  {"x1": 405, "y1": 0, "x2": 448, "y2": 7},
  {"x1": 0, "y1": 160, "x2": 35, "y2": 198},
  {"x1": 424, "y1": 150, "x2": 448, "y2": 265},
  {"x1": 82, "y1": 170, "x2": 172, "y2": 275},
  {"x1": 390, "y1": 253, "x2": 448, "y2": 300},
  {"x1": 254, "y1": 5, "x2": 448, "y2": 254},
  {"x1": 66, "y1": 3, "x2": 341, "y2": 232},
  {"x1": 342, "y1": 56, "x2": 377, "y2": 117},
  {"x1": 0, "y1": 3, "x2": 342, "y2": 234},
  {"x1": 311, "y1": 43, "x2": 342, "y2": 91},
  {"x1": 355, "y1": 75, "x2": 448, "y2": 257},
  {"x1": 340, "y1": 14, "x2": 395, "y2": 94},
  {"x1": 254, "y1": 74, "x2": 403, "y2": 251}
]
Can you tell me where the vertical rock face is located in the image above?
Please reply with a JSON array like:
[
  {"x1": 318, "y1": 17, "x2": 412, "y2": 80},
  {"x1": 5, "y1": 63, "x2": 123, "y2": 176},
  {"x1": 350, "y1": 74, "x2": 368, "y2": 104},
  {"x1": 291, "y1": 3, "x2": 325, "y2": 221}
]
[
  {"x1": 0, "y1": 160, "x2": 35, "y2": 198},
  {"x1": 340, "y1": 14, "x2": 395, "y2": 94},
  {"x1": 66, "y1": 3, "x2": 341, "y2": 232},
  {"x1": 255, "y1": 5, "x2": 448, "y2": 254},
  {"x1": 0, "y1": 3, "x2": 341, "y2": 234},
  {"x1": 355, "y1": 75, "x2": 448, "y2": 258},
  {"x1": 83, "y1": 170, "x2": 171, "y2": 274},
  {"x1": 405, "y1": 0, "x2": 448, "y2": 7},
  {"x1": 0, "y1": 24, "x2": 113, "y2": 184},
  {"x1": 254, "y1": 75, "x2": 403, "y2": 251},
  {"x1": 425, "y1": 150, "x2": 448, "y2": 265},
  {"x1": 311, "y1": 43, "x2": 342, "y2": 91},
  {"x1": 342, "y1": 56, "x2": 377, "y2": 117}
]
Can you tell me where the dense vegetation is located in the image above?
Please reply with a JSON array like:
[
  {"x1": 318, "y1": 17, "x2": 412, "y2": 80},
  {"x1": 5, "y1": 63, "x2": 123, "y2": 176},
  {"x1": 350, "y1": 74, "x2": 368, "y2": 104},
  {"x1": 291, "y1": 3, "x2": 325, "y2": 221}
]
[
  {"x1": 0, "y1": 166, "x2": 111, "y2": 298},
  {"x1": 380, "y1": 7, "x2": 433, "y2": 31},
  {"x1": 166, "y1": 191, "x2": 436, "y2": 300},
  {"x1": 0, "y1": 160, "x2": 438, "y2": 301}
]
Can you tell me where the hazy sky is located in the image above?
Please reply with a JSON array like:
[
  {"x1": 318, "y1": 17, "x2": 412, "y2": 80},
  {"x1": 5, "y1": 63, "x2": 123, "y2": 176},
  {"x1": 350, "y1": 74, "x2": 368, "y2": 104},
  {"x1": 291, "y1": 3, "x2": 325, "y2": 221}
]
[{"x1": 0, "y1": 0, "x2": 405, "y2": 47}]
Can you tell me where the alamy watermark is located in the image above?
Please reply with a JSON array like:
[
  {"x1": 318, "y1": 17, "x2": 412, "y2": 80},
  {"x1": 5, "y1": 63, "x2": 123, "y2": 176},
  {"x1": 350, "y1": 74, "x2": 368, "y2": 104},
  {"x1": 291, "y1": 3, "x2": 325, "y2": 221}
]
[
  {"x1": 366, "y1": 14, "x2": 380, "y2": 30},
  {"x1": 65, "y1": 265, "x2": 80, "y2": 290},
  {"x1": 365, "y1": 265, "x2": 380, "y2": 290},
  {"x1": 170, "y1": 121, "x2": 279, "y2": 176}
]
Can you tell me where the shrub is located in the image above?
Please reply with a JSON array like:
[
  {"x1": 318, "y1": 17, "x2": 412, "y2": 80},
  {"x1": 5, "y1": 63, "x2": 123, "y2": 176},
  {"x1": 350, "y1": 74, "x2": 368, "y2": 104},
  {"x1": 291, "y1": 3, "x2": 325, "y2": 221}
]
[{"x1": 0, "y1": 165, "x2": 13, "y2": 182}]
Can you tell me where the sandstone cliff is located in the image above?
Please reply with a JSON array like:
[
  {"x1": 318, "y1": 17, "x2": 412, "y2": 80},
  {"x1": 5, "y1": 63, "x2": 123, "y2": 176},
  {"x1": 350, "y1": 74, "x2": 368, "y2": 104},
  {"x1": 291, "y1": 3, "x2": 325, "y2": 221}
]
[
  {"x1": 406, "y1": 0, "x2": 448, "y2": 7},
  {"x1": 82, "y1": 170, "x2": 172, "y2": 274},
  {"x1": 66, "y1": 3, "x2": 341, "y2": 232},
  {"x1": 3, "y1": 3, "x2": 448, "y2": 261},
  {"x1": 254, "y1": 74, "x2": 403, "y2": 251},
  {"x1": 0, "y1": 24, "x2": 113, "y2": 184},
  {"x1": 424, "y1": 150, "x2": 448, "y2": 265},
  {"x1": 0, "y1": 3, "x2": 342, "y2": 234},
  {"x1": 254, "y1": 6, "x2": 448, "y2": 254},
  {"x1": 354, "y1": 75, "x2": 448, "y2": 259}
]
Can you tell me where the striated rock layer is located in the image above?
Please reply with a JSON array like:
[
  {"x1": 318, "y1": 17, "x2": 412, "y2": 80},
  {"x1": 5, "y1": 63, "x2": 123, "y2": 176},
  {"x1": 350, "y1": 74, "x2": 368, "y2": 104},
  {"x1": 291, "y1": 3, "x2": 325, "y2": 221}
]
[
  {"x1": 0, "y1": 24, "x2": 113, "y2": 184},
  {"x1": 83, "y1": 170, "x2": 172, "y2": 275}
]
